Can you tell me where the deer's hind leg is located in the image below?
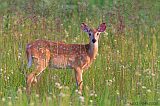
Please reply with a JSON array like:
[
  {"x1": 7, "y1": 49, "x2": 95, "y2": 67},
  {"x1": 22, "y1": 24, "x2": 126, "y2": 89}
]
[{"x1": 26, "y1": 49, "x2": 50, "y2": 95}]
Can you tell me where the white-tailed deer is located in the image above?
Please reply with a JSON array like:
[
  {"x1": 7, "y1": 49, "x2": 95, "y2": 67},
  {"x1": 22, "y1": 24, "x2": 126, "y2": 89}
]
[{"x1": 26, "y1": 23, "x2": 106, "y2": 94}]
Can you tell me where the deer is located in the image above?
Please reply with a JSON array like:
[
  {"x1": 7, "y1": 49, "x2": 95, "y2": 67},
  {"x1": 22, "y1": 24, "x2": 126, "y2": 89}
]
[{"x1": 26, "y1": 23, "x2": 106, "y2": 95}]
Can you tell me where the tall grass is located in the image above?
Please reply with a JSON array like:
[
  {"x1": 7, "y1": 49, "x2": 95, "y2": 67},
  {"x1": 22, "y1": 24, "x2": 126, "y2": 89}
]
[{"x1": 0, "y1": 0, "x2": 160, "y2": 105}]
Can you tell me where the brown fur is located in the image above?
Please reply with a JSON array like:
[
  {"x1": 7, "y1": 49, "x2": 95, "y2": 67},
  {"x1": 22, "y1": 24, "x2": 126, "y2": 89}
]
[{"x1": 26, "y1": 23, "x2": 106, "y2": 95}]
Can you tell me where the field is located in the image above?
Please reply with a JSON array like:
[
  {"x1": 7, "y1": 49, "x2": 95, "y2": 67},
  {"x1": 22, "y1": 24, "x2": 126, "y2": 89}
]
[{"x1": 0, "y1": 0, "x2": 160, "y2": 106}]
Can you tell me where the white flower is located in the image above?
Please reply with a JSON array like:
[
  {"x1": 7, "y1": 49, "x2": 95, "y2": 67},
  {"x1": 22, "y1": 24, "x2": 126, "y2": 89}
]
[
  {"x1": 142, "y1": 86, "x2": 146, "y2": 89},
  {"x1": 90, "y1": 100, "x2": 93, "y2": 103},
  {"x1": 147, "y1": 89, "x2": 151, "y2": 93},
  {"x1": 79, "y1": 96, "x2": 84, "y2": 102},
  {"x1": 59, "y1": 92, "x2": 65, "y2": 97},
  {"x1": 137, "y1": 82, "x2": 141, "y2": 85},
  {"x1": 75, "y1": 89, "x2": 78, "y2": 93},
  {"x1": 94, "y1": 94, "x2": 97, "y2": 97},
  {"x1": 17, "y1": 87, "x2": 22, "y2": 94},
  {"x1": 55, "y1": 82, "x2": 60, "y2": 87},
  {"x1": 55, "y1": 82, "x2": 62, "y2": 89},
  {"x1": 116, "y1": 90, "x2": 119, "y2": 95},
  {"x1": 2, "y1": 97, "x2": 5, "y2": 102},
  {"x1": 8, "y1": 97, "x2": 11, "y2": 100},
  {"x1": 35, "y1": 94, "x2": 39, "y2": 98},
  {"x1": 90, "y1": 93, "x2": 94, "y2": 96},
  {"x1": 23, "y1": 87, "x2": 26, "y2": 91}
]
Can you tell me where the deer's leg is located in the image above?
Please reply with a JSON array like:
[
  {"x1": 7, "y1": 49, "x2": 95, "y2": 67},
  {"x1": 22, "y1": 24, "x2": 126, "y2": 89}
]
[
  {"x1": 75, "y1": 68, "x2": 83, "y2": 94},
  {"x1": 26, "y1": 59, "x2": 49, "y2": 95},
  {"x1": 26, "y1": 49, "x2": 50, "y2": 95}
]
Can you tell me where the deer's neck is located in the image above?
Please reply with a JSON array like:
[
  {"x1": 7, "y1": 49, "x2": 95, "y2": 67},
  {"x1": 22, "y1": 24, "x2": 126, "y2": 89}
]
[{"x1": 88, "y1": 42, "x2": 98, "y2": 60}]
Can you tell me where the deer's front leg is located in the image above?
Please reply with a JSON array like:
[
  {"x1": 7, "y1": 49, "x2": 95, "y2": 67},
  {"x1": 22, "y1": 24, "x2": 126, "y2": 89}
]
[{"x1": 75, "y1": 68, "x2": 83, "y2": 94}]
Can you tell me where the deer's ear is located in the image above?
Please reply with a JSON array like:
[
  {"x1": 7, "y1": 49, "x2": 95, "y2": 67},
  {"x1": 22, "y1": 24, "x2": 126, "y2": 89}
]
[
  {"x1": 81, "y1": 23, "x2": 90, "y2": 32},
  {"x1": 97, "y1": 23, "x2": 106, "y2": 32}
]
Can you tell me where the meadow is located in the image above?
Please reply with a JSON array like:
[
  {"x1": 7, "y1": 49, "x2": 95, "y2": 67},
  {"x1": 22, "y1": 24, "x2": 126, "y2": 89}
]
[{"x1": 0, "y1": 0, "x2": 160, "y2": 106}]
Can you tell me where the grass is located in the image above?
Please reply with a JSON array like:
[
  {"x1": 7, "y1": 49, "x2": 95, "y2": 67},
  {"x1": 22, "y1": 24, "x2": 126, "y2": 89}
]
[{"x1": 0, "y1": 0, "x2": 160, "y2": 106}]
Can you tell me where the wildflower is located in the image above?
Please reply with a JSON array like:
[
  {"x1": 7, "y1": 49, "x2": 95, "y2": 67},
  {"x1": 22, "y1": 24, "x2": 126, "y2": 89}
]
[
  {"x1": 58, "y1": 86, "x2": 62, "y2": 89},
  {"x1": 35, "y1": 94, "x2": 39, "y2": 98},
  {"x1": 64, "y1": 29, "x2": 69, "y2": 37},
  {"x1": 18, "y1": 52, "x2": 21, "y2": 59},
  {"x1": 11, "y1": 70, "x2": 14, "y2": 75},
  {"x1": 55, "y1": 82, "x2": 60, "y2": 87},
  {"x1": 109, "y1": 79, "x2": 113, "y2": 83},
  {"x1": 17, "y1": 87, "x2": 22, "y2": 94},
  {"x1": 8, "y1": 97, "x2": 11, "y2": 100},
  {"x1": 2, "y1": 97, "x2": 5, "y2": 102},
  {"x1": 106, "y1": 80, "x2": 113, "y2": 86},
  {"x1": 147, "y1": 89, "x2": 151, "y2": 93},
  {"x1": 75, "y1": 89, "x2": 78, "y2": 93},
  {"x1": 94, "y1": 94, "x2": 97, "y2": 97},
  {"x1": 49, "y1": 92, "x2": 52, "y2": 95},
  {"x1": 55, "y1": 82, "x2": 62, "y2": 89},
  {"x1": 90, "y1": 90, "x2": 95, "y2": 97},
  {"x1": 90, "y1": 93, "x2": 94, "y2": 96},
  {"x1": 90, "y1": 100, "x2": 93, "y2": 103},
  {"x1": 79, "y1": 96, "x2": 84, "y2": 102},
  {"x1": 142, "y1": 86, "x2": 146, "y2": 89},
  {"x1": 20, "y1": 33, "x2": 22, "y2": 37},
  {"x1": 59, "y1": 92, "x2": 65, "y2": 97},
  {"x1": 23, "y1": 87, "x2": 26, "y2": 91},
  {"x1": 137, "y1": 82, "x2": 141, "y2": 86},
  {"x1": 116, "y1": 90, "x2": 119, "y2": 95}
]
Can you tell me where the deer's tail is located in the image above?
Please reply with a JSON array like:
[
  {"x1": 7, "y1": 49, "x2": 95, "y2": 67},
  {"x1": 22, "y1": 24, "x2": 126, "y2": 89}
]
[{"x1": 26, "y1": 44, "x2": 32, "y2": 68}]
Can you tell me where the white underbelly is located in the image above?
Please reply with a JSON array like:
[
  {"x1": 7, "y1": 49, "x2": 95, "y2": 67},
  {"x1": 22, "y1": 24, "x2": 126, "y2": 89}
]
[{"x1": 49, "y1": 55, "x2": 75, "y2": 69}]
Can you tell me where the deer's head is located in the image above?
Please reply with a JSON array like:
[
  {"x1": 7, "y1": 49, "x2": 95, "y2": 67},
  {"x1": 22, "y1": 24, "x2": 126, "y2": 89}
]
[{"x1": 81, "y1": 23, "x2": 106, "y2": 44}]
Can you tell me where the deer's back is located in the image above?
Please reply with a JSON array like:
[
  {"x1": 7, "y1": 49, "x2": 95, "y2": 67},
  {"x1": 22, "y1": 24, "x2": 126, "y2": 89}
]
[{"x1": 27, "y1": 40, "x2": 91, "y2": 69}]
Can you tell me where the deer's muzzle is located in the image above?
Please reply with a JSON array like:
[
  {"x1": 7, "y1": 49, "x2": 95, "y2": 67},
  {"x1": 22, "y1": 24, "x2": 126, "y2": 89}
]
[{"x1": 92, "y1": 39, "x2": 96, "y2": 43}]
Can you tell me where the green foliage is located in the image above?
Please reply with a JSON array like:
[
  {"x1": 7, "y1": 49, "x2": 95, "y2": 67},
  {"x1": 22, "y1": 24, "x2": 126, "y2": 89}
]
[{"x1": 0, "y1": 0, "x2": 160, "y2": 106}]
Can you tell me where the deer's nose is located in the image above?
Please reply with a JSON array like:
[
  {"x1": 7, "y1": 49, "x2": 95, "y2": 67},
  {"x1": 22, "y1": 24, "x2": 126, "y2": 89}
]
[{"x1": 92, "y1": 39, "x2": 96, "y2": 43}]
